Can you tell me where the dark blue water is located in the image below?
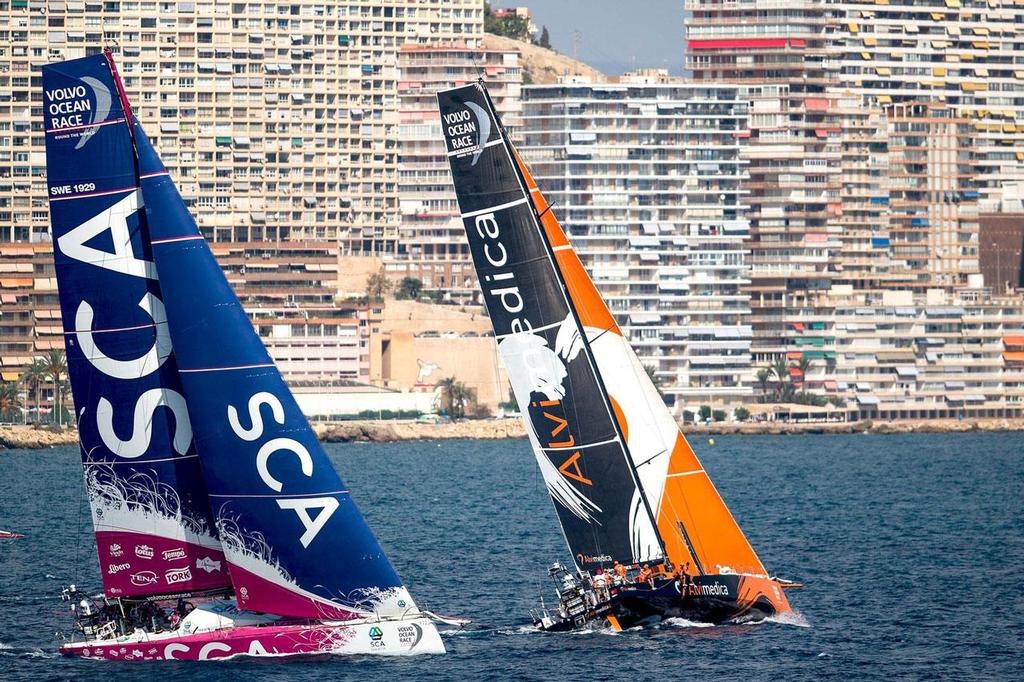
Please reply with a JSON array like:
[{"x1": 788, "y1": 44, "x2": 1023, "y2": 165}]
[{"x1": 1, "y1": 433, "x2": 1021, "y2": 680}]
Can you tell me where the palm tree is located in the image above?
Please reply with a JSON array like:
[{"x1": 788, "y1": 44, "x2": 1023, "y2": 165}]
[
  {"x1": 794, "y1": 356, "x2": 814, "y2": 393},
  {"x1": 449, "y1": 381, "x2": 475, "y2": 419},
  {"x1": 643, "y1": 364, "x2": 665, "y2": 399},
  {"x1": 42, "y1": 349, "x2": 68, "y2": 427},
  {"x1": 768, "y1": 357, "x2": 789, "y2": 403},
  {"x1": 755, "y1": 368, "x2": 772, "y2": 403},
  {"x1": 21, "y1": 359, "x2": 47, "y2": 423},
  {"x1": 0, "y1": 380, "x2": 23, "y2": 423},
  {"x1": 435, "y1": 376, "x2": 457, "y2": 417}
]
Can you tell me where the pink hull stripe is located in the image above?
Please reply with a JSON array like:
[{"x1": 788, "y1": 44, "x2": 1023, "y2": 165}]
[
  {"x1": 229, "y1": 562, "x2": 360, "y2": 621},
  {"x1": 62, "y1": 622, "x2": 357, "y2": 661},
  {"x1": 95, "y1": 531, "x2": 230, "y2": 598}
]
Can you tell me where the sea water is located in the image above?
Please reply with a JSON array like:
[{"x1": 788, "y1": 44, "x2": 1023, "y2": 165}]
[{"x1": 0, "y1": 433, "x2": 1021, "y2": 680}]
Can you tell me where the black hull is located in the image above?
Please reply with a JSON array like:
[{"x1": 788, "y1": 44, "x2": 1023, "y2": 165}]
[
  {"x1": 535, "y1": 574, "x2": 786, "y2": 632},
  {"x1": 610, "y1": 575, "x2": 777, "y2": 628}
]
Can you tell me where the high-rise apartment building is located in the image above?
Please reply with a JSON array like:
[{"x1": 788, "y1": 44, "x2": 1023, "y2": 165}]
[
  {"x1": 826, "y1": 0, "x2": 1024, "y2": 211},
  {"x1": 684, "y1": 0, "x2": 842, "y2": 367},
  {"x1": 521, "y1": 73, "x2": 755, "y2": 407},
  {"x1": 884, "y1": 102, "x2": 980, "y2": 290},
  {"x1": 0, "y1": 0, "x2": 483, "y2": 245},
  {"x1": 393, "y1": 41, "x2": 522, "y2": 302}
]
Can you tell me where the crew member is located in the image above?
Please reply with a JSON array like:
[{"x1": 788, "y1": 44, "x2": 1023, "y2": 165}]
[
  {"x1": 612, "y1": 560, "x2": 628, "y2": 585},
  {"x1": 593, "y1": 568, "x2": 609, "y2": 602},
  {"x1": 637, "y1": 563, "x2": 655, "y2": 588}
]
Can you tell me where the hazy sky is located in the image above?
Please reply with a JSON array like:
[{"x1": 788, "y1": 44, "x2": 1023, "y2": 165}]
[{"x1": 490, "y1": 0, "x2": 685, "y2": 76}]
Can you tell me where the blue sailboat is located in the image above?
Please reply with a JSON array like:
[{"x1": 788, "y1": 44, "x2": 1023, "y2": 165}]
[{"x1": 46, "y1": 49, "x2": 447, "y2": 660}]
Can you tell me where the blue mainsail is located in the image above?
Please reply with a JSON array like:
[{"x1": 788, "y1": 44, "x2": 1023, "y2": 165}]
[
  {"x1": 132, "y1": 126, "x2": 413, "y2": 619},
  {"x1": 42, "y1": 53, "x2": 230, "y2": 598}
]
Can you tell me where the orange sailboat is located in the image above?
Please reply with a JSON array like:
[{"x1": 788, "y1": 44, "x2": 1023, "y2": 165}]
[{"x1": 438, "y1": 82, "x2": 798, "y2": 630}]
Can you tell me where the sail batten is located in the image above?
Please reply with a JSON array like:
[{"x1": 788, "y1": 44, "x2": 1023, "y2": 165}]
[{"x1": 43, "y1": 53, "x2": 230, "y2": 599}]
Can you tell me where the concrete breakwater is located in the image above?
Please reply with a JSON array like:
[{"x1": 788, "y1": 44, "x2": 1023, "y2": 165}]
[{"x1": 4, "y1": 417, "x2": 1024, "y2": 450}]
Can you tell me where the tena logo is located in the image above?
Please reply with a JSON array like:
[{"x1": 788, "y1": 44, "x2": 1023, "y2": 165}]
[
  {"x1": 442, "y1": 100, "x2": 490, "y2": 166},
  {"x1": 44, "y1": 76, "x2": 112, "y2": 149},
  {"x1": 130, "y1": 570, "x2": 158, "y2": 587}
]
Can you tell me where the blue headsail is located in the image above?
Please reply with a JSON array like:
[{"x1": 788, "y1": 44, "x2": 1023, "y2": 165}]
[
  {"x1": 42, "y1": 53, "x2": 231, "y2": 598},
  {"x1": 132, "y1": 126, "x2": 415, "y2": 619}
]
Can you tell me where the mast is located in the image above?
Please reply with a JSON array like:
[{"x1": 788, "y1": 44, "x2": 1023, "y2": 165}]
[{"x1": 478, "y1": 86, "x2": 667, "y2": 560}]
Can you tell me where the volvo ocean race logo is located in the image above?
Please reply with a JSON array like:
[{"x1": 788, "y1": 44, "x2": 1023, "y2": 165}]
[
  {"x1": 44, "y1": 76, "x2": 111, "y2": 149},
  {"x1": 443, "y1": 100, "x2": 490, "y2": 166}
]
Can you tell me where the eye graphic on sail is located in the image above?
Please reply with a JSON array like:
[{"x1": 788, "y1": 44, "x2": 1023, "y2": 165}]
[{"x1": 74, "y1": 76, "x2": 111, "y2": 149}]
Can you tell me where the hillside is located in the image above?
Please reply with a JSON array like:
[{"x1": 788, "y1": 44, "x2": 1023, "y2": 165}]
[{"x1": 482, "y1": 33, "x2": 605, "y2": 85}]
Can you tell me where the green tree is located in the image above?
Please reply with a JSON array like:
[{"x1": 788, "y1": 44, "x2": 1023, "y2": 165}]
[
  {"x1": 643, "y1": 364, "x2": 665, "y2": 399},
  {"x1": 768, "y1": 357, "x2": 789, "y2": 402},
  {"x1": 365, "y1": 267, "x2": 392, "y2": 303},
  {"x1": 538, "y1": 25, "x2": 551, "y2": 48},
  {"x1": 449, "y1": 381, "x2": 475, "y2": 419},
  {"x1": 484, "y1": 3, "x2": 532, "y2": 41},
  {"x1": 42, "y1": 349, "x2": 68, "y2": 427},
  {"x1": 755, "y1": 368, "x2": 772, "y2": 403},
  {"x1": 712, "y1": 409, "x2": 727, "y2": 423},
  {"x1": 734, "y1": 406, "x2": 750, "y2": 422},
  {"x1": 21, "y1": 358, "x2": 47, "y2": 422},
  {"x1": 698, "y1": 405, "x2": 712, "y2": 422},
  {"x1": 394, "y1": 276, "x2": 423, "y2": 301},
  {"x1": 0, "y1": 380, "x2": 23, "y2": 422},
  {"x1": 435, "y1": 376, "x2": 456, "y2": 417}
]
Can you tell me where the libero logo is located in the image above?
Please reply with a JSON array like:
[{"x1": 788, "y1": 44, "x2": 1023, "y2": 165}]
[{"x1": 443, "y1": 100, "x2": 490, "y2": 166}]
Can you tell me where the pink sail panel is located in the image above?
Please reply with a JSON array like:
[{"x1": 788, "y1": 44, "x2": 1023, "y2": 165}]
[{"x1": 96, "y1": 531, "x2": 228, "y2": 597}]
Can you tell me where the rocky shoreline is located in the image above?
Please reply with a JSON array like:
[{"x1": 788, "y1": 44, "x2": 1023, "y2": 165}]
[{"x1": 4, "y1": 416, "x2": 1024, "y2": 450}]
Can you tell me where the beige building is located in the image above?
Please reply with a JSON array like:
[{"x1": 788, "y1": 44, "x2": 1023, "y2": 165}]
[
  {"x1": 521, "y1": 73, "x2": 756, "y2": 407},
  {"x1": 0, "y1": 0, "x2": 484, "y2": 245},
  {"x1": 368, "y1": 299, "x2": 508, "y2": 412},
  {"x1": 825, "y1": 0, "x2": 1024, "y2": 211}
]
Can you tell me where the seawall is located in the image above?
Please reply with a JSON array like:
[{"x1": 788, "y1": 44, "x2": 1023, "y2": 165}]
[{"x1": 4, "y1": 417, "x2": 1024, "y2": 450}]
